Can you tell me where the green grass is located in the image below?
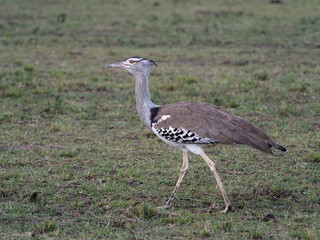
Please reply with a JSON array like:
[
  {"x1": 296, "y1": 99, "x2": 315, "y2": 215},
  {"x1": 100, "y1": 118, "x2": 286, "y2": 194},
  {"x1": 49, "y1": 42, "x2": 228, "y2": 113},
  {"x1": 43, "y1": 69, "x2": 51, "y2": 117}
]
[{"x1": 1, "y1": 0, "x2": 319, "y2": 239}]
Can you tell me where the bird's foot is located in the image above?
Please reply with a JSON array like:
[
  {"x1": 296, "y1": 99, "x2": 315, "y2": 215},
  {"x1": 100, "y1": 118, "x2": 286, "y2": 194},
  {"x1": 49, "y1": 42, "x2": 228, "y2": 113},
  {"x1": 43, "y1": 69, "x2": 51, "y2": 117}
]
[
  {"x1": 158, "y1": 204, "x2": 172, "y2": 210},
  {"x1": 221, "y1": 203, "x2": 232, "y2": 214},
  {"x1": 158, "y1": 197, "x2": 175, "y2": 210}
]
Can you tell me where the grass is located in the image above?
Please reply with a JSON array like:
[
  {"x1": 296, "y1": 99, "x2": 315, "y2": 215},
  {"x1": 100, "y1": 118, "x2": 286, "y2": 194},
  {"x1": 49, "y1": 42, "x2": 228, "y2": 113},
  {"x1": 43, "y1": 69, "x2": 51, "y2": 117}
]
[{"x1": 0, "y1": 0, "x2": 319, "y2": 239}]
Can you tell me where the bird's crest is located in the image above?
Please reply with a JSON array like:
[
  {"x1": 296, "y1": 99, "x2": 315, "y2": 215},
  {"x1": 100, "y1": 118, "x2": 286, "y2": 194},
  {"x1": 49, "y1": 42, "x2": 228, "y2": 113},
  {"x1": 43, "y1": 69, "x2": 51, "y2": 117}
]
[{"x1": 126, "y1": 56, "x2": 158, "y2": 67}]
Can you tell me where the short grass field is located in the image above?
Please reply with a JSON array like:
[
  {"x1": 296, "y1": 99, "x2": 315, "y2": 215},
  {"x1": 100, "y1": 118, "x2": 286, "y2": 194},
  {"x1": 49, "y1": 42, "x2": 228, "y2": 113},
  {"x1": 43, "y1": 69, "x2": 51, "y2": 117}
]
[{"x1": 1, "y1": 0, "x2": 319, "y2": 239}]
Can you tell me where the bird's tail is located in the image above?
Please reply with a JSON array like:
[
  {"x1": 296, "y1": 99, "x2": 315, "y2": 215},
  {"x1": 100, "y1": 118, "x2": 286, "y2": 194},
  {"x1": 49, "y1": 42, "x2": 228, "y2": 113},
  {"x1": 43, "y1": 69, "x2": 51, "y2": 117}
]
[{"x1": 274, "y1": 143, "x2": 288, "y2": 152}]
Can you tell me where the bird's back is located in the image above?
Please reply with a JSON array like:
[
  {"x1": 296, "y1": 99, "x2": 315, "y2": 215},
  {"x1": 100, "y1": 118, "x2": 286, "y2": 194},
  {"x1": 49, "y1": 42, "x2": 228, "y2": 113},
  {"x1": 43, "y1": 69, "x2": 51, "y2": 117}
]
[{"x1": 151, "y1": 101, "x2": 286, "y2": 154}]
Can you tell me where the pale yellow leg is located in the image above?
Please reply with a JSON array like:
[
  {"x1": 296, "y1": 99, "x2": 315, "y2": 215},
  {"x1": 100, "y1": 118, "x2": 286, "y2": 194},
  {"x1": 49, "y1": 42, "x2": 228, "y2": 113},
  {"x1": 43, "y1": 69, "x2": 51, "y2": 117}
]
[
  {"x1": 160, "y1": 151, "x2": 189, "y2": 210},
  {"x1": 200, "y1": 152, "x2": 232, "y2": 213}
]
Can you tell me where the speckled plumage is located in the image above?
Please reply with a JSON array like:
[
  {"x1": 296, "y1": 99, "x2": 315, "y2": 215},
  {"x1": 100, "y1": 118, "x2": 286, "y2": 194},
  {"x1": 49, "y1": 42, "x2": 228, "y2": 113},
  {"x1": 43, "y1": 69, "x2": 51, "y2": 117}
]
[
  {"x1": 150, "y1": 102, "x2": 286, "y2": 154},
  {"x1": 153, "y1": 125, "x2": 220, "y2": 144}
]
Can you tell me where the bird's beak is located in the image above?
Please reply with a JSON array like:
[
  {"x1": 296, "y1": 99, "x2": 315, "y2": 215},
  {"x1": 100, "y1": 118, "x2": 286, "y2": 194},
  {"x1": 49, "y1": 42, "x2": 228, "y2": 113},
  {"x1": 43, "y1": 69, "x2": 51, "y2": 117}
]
[{"x1": 106, "y1": 62, "x2": 124, "y2": 68}]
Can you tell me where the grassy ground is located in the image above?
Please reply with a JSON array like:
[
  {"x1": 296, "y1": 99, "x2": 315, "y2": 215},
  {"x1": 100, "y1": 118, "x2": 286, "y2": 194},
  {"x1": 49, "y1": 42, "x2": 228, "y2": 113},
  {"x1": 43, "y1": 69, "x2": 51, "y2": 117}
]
[{"x1": 1, "y1": 0, "x2": 319, "y2": 239}]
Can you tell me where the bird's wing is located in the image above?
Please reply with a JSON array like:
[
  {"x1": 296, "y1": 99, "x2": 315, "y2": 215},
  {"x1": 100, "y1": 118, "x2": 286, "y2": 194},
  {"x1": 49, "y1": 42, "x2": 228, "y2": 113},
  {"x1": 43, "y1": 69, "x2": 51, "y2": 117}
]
[{"x1": 152, "y1": 101, "x2": 283, "y2": 154}]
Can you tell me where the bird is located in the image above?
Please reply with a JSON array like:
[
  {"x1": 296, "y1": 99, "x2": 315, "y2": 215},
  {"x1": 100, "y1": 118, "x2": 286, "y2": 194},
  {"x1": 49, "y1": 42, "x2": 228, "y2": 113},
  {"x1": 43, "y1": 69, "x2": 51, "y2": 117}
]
[{"x1": 107, "y1": 56, "x2": 287, "y2": 213}]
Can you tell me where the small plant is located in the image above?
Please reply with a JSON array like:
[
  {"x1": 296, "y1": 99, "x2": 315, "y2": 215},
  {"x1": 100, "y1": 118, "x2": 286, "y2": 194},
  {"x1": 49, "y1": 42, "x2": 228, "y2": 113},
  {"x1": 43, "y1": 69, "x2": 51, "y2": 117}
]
[
  {"x1": 177, "y1": 75, "x2": 198, "y2": 84},
  {"x1": 24, "y1": 65, "x2": 34, "y2": 73},
  {"x1": 0, "y1": 187, "x2": 8, "y2": 197},
  {"x1": 30, "y1": 192, "x2": 46, "y2": 209},
  {"x1": 59, "y1": 150, "x2": 75, "y2": 158},
  {"x1": 234, "y1": 59, "x2": 248, "y2": 66},
  {"x1": 302, "y1": 152, "x2": 320, "y2": 163},
  {"x1": 228, "y1": 99, "x2": 239, "y2": 108},
  {"x1": 1, "y1": 87, "x2": 22, "y2": 98},
  {"x1": 277, "y1": 104, "x2": 303, "y2": 117},
  {"x1": 253, "y1": 70, "x2": 269, "y2": 81},
  {"x1": 135, "y1": 203, "x2": 158, "y2": 219},
  {"x1": 43, "y1": 219, "x2": 57, "y2": 232},
  {"x1": 250, "y1": 230, "x2": 263, "y2": 240},
  {"x1": 216, "y1": 220, "x2": 232, "y2": 232}
]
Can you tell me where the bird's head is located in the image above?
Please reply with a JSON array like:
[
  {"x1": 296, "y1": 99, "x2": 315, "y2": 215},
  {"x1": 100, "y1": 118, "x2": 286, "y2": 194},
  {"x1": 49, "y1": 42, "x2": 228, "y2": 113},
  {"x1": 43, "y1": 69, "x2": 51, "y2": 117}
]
[{"x1": 106, "y1": 56, "x2": 157, "y2": 75}]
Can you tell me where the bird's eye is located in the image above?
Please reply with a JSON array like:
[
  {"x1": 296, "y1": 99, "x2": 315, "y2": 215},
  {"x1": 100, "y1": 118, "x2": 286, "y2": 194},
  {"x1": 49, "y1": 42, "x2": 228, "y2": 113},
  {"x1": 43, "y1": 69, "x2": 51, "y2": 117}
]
[{"x1": 129, "y1": 60, "x2": 135, "y2": 64}]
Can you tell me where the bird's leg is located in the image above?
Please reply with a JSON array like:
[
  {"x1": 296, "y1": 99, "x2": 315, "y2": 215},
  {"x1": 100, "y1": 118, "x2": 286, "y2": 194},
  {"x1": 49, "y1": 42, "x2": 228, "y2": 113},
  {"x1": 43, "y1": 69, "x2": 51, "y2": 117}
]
[
  {"x1": 200, "y1": 152, "x2": 232, "y2": 213},
  {"x1": 160, "y1": 151, "x2": 189, "y2": 210}
]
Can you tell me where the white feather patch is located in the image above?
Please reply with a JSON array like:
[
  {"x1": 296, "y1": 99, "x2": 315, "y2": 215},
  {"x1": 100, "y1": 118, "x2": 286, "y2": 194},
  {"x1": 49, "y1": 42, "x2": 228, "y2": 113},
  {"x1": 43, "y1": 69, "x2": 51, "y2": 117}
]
[
  {"x1": 161, "y1": 115, "x2": 170, "y2": 121},
  {"x1": 155, "y1": 115, "x2": 171, "y2": 124}
]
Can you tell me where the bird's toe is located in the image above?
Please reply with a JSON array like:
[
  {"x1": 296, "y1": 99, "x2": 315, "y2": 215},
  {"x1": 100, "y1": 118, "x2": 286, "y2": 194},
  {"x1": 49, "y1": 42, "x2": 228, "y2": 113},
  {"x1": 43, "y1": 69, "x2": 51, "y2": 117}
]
[{"x1": 221, "y1": 203, "x2": 232, "y2": 214}]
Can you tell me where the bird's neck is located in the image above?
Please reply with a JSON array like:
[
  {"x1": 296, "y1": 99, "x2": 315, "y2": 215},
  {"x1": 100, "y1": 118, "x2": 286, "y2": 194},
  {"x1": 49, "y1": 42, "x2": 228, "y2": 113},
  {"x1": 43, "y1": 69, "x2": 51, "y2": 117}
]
[{"x1": 134, "y1": 71, "x2": 157, "y2": 129}]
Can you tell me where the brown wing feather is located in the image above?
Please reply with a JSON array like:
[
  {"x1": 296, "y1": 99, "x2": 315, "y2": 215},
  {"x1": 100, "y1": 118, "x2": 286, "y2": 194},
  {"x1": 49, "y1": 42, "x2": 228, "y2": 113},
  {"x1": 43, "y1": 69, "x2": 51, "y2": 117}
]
[{"x1": 153, "y1": 101, "x2": 286, "y2": 154}]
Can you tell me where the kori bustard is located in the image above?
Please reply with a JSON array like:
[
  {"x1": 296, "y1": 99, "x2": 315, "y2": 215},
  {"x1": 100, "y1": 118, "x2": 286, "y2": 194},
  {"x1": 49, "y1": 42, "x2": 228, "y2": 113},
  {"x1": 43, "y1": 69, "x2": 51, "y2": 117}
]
[{"x1": 107, "y1": 56, "x2": 287, "y2": 213}]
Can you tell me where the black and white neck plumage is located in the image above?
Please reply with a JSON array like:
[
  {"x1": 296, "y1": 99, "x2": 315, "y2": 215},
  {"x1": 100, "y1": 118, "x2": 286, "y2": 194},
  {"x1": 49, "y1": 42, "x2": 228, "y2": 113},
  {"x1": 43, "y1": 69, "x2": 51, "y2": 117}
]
[{"x1": 107, "y1": 57, "x2": 157, "y2": 129}]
